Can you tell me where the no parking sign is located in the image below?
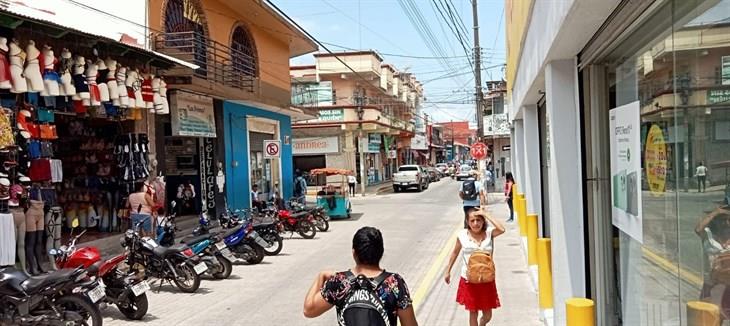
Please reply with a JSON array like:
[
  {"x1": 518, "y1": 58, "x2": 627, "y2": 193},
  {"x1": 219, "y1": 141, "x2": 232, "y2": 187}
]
[{"x1": 264, "y1": 140, "x2": 280, "y2": 158}]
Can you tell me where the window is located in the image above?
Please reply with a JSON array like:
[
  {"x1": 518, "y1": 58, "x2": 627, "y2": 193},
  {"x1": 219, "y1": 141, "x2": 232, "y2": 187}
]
[
  {"x1": 231, "y1": 25, "x2": 258, "y2": 79},
  {"x1": 164, "y1": 0, "x2": 207, "y2": 76}
]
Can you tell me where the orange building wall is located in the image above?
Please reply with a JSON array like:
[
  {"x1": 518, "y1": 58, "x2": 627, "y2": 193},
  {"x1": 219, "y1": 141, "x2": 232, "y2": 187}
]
[{"x1": 148, "y1": 0, "x2": 291, "y2": 91}]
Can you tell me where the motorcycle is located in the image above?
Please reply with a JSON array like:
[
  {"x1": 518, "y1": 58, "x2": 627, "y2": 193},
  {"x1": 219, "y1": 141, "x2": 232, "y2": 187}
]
[
  {"x1": 196, "y1": 207, "x2": 284, "y2": 257},
  {"x1": 0, "y1": 266, "x2": 104, "y2": 325},
  {"x1": 276, "y1": 207, "x2": 317, "y2": 239},
  {"x1": 157, "y1": 210, "x2": 234, "y2": 280},
  {"x1": 288, "y1": 199, "x2": 329, "y2": 232},
  {"x1": 52, "y1": 229, "x2": 150, "y2": 320},
  {"x1": 121, "y1": 219, "x2": 206, "y2": 293}
]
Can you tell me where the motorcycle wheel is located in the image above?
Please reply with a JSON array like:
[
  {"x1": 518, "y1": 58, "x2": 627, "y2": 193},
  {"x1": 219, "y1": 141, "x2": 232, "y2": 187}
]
[
  {"x1": 56, "y1": 295, "x2": 103, "y2": 326},
  {"x1": 246, "y1": 244, "x2": 265, "y2": 264},
  {"x1": 173, "y1": 263, "x2": 201, "y2": 293},
  {"x1": 314, "y1": 215, "x2": 330, "y2": 232},
  {"x1": 212, "y1": 255, "x2": 232, "y2": 279},
  {"x1": 297, "y1": 221, "x2": 317, "y2": 239},
  {"x1": 117, "y1": 293, "x2": 148, "y2": 320},
  {"x1": 262, "y1": 233, "x2": 283, "y2": 256}
]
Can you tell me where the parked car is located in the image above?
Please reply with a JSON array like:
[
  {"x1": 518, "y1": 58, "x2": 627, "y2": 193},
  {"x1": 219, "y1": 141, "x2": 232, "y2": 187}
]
[
  {"x1": 435, "y1": 163, "x2": 448, "y2": 175},
  {"x1": 393, "y1": 165, "x2": 430, "y2": 192},
  {"x1": 426, "y1": 167, "x2": 441, "y2": 182},
  {"x1": 455, "y1": 165, "x2": 473, "y2": 181}
]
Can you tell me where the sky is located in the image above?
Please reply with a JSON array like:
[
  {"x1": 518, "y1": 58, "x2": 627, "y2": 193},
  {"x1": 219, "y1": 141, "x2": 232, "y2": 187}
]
[{"x1": 273, "y1": 0, "x2": 507, "y2": 124}]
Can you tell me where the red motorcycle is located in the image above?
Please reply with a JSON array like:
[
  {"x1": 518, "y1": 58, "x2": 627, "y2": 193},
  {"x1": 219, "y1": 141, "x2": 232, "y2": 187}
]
[
  {"x1": 52, "y1": 230, "x2": 150, "y2": 320},
  {"x1": 275, "y1": 208, "x2": 317, "y2": 239}
]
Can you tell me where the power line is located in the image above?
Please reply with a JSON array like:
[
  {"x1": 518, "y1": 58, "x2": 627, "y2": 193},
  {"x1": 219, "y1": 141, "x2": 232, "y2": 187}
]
[{"x1": 319, "y1": 42, "x2": 471, "y2": 60}]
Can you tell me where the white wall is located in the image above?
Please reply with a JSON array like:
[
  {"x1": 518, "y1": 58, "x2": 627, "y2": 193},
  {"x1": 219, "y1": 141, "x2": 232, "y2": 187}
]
[
  {"x1": 545, "y1": 59, "x2": 586, "y2": 325},
  {"x1": 522, "y1": 105, "x2": 542, "y2": 229}
]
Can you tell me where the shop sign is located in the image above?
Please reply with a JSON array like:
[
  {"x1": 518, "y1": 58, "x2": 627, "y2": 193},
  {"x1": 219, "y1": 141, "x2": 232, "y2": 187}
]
[
  {"x1": 316, "y1": 109, "x2": 344, "y2": 122},
  {"x1": 367, "y1": 133, "x2": 381, "y2": 152},
  {"x1": 609, "y1": 100, "x2": 643, "y2": 243},
  {"x1": 293, "y1": 137, "x2": 339, "y2": 154},
  {"x1": 388, "y1": 150, "x2": 397, "y2": 159},
  {"x1": 707, "y1": 88, "x2": 730, "y2": 104},
  {"x1": 644, "y1": 124, "x2": 667, "y2": 195},
  {"x1": 411, "y1": 134, "x2": 427, "y2": 150},
  {"x1": 200, "y1": 138, "x2": 217, "y2": 211},
  {"x1": 171, "y1": 91, "x2": 216, "y2": 138}
]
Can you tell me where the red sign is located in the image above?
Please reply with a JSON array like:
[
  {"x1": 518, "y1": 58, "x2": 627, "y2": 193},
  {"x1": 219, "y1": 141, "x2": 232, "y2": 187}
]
[
  {"x1": 470, "y1": 142, "x2": 488, "y2": 160},
  {"x1": 264, "y1": 140, "x2": 280, "y2": 158}
]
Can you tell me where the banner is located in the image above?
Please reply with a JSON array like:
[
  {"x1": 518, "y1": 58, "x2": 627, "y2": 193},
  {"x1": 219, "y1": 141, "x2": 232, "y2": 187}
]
[
  {"x1": 609, "y1": 101, "x2": 642, "y2": 243},
  {"x1": 293, "y1": 137, "x2": 339, "y2": 154},
  {"x1": 171, "y1": 91, "x2": 216, "y2": 138}
]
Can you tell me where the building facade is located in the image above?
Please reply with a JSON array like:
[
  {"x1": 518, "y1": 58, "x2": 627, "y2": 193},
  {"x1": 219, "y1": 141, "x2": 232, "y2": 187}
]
[
  {"x1": 148, "y1": 0, "x2": 317, "y2": 212},
  {"x1": 507, "y1": 0, "x2": 730, "y2": 324},
  {"x1": 290, "y1": 51, "x2": 421, "y2": 187}
]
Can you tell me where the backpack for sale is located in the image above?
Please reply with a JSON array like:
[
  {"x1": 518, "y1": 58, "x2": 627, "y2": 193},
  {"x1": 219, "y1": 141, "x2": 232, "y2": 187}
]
[
  {"x1": 467, "y1": 250, "x2": 495, "y2": 284},
  {"x1": 462, "y1": 180, "x2": 478, "y2": 201},
  {"x1": 339, "y1": 271, "x2": 392, "y2": 326},
  {"x1": 712, "y1": 252, "x2": 730, "y2": 285}
]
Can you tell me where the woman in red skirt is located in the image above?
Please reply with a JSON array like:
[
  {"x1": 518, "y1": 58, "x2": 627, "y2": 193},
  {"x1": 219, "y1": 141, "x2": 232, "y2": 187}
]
[{"x1": 444, "y1": 207, "x2": 505, "y2": 325}]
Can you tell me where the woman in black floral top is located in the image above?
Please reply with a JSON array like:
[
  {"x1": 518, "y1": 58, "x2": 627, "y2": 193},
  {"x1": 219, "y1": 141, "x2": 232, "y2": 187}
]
[{"x1": 304, "y1": 227, "x2": 418, "y2": 326}]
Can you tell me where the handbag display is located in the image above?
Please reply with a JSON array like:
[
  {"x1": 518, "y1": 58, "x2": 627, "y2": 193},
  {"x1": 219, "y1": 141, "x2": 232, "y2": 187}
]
[
  {"x1": 39, "y1": 124, "x2": 58, "y2": 140},
  {"x1": 37, "y1": 108, "x2": 55, "y2": 123}
]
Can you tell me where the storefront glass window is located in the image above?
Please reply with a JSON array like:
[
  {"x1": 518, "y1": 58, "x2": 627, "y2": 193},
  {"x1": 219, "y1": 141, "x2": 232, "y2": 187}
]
[{"x1": 605, "y1": 0, "x2": 730, "y2": 323}]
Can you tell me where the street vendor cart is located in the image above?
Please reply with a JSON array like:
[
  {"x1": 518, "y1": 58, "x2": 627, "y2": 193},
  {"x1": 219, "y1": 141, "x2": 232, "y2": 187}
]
[{"x1": 310, "y1": 168, "x2": 352, "y2": 219}]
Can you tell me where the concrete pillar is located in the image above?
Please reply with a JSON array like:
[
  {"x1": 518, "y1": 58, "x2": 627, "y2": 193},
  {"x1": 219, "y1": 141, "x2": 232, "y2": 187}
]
[
  {"x1": 523, "y1": 105, "x2": 542, "y2": 225},
  {"x1": 545, "y1": 58, "x2": 586, "y2": 326},
  {"x1": 512, "y1": 119, "x2": 525, "y2": 188}
]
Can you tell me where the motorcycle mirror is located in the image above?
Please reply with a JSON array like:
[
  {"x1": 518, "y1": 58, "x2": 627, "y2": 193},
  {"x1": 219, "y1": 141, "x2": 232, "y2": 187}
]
[
  {"x1": 48, "y1": 248, "x2": 58, "y2": 256},
  {"x1": 71, "y1": 218, "x2": 79, "y2": 228}
]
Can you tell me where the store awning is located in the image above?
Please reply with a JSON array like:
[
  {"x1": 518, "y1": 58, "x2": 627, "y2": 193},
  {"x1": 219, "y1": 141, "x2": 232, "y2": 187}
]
[{"x1": 0, "y1": 7, "x2": 197, "y2": 70}]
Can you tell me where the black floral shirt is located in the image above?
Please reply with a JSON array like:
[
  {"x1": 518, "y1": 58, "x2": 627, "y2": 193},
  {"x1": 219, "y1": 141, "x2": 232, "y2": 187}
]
[{"x1": 321, "y1": 271, "x2": 413, "y2": 325}]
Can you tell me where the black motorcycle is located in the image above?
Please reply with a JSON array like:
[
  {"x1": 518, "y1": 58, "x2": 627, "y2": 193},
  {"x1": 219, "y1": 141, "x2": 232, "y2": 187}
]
[
  {"x1": 121, "y1": 220, "x2": 205, "y2": 293},
  {"x1": 197, "y1": 207, "x2": 284, "y2": 257},
  {"x1": 0, "y1": 266, "x2": 104, "y2": 325}
]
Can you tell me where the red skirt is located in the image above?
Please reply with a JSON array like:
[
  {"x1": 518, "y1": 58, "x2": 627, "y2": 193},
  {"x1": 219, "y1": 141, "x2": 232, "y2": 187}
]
[{"x1": 456, "y1": 277, "x2": 501, "y2": 311}]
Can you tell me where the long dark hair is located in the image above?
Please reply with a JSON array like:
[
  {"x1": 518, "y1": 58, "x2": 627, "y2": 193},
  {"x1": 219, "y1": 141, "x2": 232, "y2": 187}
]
[{"x1": 505, "y1": 172, "x2": 515, "y2": 183}]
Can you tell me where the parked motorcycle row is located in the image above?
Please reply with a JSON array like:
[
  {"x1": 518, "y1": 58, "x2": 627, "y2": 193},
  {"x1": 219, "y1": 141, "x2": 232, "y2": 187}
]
[{"x1": 0, "y1": 199, "x2": 330, "y2": 325}]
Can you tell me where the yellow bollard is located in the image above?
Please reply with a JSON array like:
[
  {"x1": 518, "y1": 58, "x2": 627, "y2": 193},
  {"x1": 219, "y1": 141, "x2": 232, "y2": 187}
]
[
  {"x1": 527, "y1": 214, "x2": 538, "y2": 266},
  {"x1": 537, "y1": 239, "x2": 553, "y2": 309},
  {"x1": 566, "y1": 298, "x2": 594, "y2": 326},
  {"x1": 687, "y1": 301, "x2": 721, "y2": 326},
  {"x1": 517, "y1": 195, "x2": 527, "y2": 236}
]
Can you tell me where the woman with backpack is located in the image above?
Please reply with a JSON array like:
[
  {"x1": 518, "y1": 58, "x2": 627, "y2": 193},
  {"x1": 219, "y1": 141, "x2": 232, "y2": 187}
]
[
  {"x1": 444, "y1": 207, "x2": 505, "y2": 326},
  {"x1": 303, "y1": 226, "x2": 418, "y2": 326}
]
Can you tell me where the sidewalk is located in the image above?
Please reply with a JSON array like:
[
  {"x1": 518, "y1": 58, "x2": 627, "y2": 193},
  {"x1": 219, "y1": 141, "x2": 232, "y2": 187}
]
[{"x1": 416, "y1": 198, "x2": 541, "y2": 325}]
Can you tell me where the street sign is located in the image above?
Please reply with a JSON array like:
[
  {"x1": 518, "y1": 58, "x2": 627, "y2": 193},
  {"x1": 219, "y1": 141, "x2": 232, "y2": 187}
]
[
  {"x1": 502, "y1": 145, "x2": 511, "y2": 151},
  {"x1": 264, "y1": 140, "x2": 280, "y2": 158},
  {"x1": 470, "y1": 142, "x2": 488, "y2": 160}
]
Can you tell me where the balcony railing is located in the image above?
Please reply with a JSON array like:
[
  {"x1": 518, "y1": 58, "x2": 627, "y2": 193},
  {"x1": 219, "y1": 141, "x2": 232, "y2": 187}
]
[{"x1": 153, "y1": 31, "x2": 255, "y2": 92}]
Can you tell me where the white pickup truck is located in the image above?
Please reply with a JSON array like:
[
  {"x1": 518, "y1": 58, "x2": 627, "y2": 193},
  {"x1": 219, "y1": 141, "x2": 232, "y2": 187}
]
[{"x1": 393, "y1": 165, "x2": 430, "y2": 192}]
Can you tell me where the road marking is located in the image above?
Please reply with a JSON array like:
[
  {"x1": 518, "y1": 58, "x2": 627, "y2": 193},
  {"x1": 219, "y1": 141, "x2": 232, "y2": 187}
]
[
  {"x1": 642, "y1": 247, "x2": 703, "y2": 287},
  {"x1": 412, "y1": 225, "x2": 462, "y2": 312}
]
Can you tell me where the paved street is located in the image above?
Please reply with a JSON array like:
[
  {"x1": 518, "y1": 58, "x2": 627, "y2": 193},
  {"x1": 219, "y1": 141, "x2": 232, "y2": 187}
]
[{"x1": 103, "y1": 179, "x2": 540, "y2": 325}]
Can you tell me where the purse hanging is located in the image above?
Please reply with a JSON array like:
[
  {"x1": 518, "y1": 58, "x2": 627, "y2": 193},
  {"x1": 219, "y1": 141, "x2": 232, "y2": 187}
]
[{"x1": 37, "y1": 108, "x2": 55, "y2": 123}]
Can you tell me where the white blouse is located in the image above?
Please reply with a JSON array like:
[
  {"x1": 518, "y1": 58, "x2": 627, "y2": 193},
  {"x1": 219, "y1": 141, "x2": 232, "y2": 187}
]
[{"x1": 457, "y1": 228, "x2": 494, "y2": 279}]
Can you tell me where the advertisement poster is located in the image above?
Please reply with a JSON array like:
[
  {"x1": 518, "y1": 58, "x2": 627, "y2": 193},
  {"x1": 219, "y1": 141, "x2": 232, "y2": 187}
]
[
  {"x1": 171, "y1": 91, "x2": 216, "y2": 138},
  {"x1": 609, "y1": 101, "x2": 643, "y2": 243},
  {"x1": 644, "y1": 124, "x2": 667, "y2": 195}
]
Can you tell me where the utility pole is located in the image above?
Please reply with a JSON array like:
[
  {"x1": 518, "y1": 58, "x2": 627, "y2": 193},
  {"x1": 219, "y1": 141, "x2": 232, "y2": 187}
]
[
  {"x1": 472, "y1": 0, "x2": 484, "y2": 141},
  {"x1": 450, "y1": 120, "x2": 454, "y2": 161},
  {"x1": 356, "y1": 89, "x2": 367, "y2": 196}
]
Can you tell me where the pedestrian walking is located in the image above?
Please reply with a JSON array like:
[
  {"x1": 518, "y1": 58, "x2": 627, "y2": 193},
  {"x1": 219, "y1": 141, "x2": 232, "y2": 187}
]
[
  {"x1": 696, "y1": 162, "x2": 708, "y2": 193},
  {"x1": 294, "y1": 170, "x2": 308, "y2": 204},
  {"x1": 348, "y1": 174, "x2": 357, "y2": 196},
  {"x1": 443, "y1": 207, "x2": 505, "y2": 326},
  {"x1": 460, "y1": 171, "x2": 486, "y2": 227},
  {"x1": 505, "y1": 172, "x2": 515, "y2": 222},
  {"x1": 695, "y1": 206, "x2": 730, "y2": 318},
  {"x1": 303, "y1": 226, "x2": 418, "y2": 326}
]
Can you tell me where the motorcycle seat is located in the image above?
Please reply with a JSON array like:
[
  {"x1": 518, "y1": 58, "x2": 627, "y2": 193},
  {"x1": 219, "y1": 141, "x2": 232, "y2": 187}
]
[
  {"x1": 253, "y1": 223, "x2": 275, "y2": 229},
  {"x1": 152, "y1": 244, "x2": 189, "y2": 257},
  {"x1": 21, "y1": 268, "x2": 78, "y2": 292},
  {"x1": 180, "y1": 234, "x2": 211, "y2": 245},
  {"x1": 221, "y1": 226, "x2": 242, "y2": 239},
  {"x1": 292, "y1": 211, "x2": 309, "y2": 218},
  {"x1": 86, "y1": 260, "x2": 103, "y2": 276}
]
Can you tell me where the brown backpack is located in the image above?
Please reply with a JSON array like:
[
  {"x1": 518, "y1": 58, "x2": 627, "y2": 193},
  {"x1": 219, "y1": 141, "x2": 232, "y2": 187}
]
[
  {"x1": 467, "y1": 250, "x2": 495, "y2": 284},
  {"x1": 712, "y1": 252, "x2": 730, "y2": 284}
]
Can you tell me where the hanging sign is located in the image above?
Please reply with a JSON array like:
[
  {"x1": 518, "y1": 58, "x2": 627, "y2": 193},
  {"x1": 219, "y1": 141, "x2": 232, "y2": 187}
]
[
  {"x1": 264, "y1": 140, "x2": 281, "y2": 158},
  {"x1": 170, "y1": 90, "x2": 216, "y2": 138},
  {"x1": 609, "y1": 100, "x2": 642, "y2": 243}
]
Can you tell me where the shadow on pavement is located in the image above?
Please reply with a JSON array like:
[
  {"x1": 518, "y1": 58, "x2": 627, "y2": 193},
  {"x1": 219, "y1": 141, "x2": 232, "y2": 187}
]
[
  {"x1": 330, "y1": 213, "x2": 364, "y2": 222},
  {"x1": 103, "y1": 309, "x2": 161, "y2": 323}
]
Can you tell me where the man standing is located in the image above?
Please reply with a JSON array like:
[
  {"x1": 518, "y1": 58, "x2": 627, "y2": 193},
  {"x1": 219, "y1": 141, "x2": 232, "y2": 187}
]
[
  {"x1": 696, "y1": 162, "x2": 708, "y2": 193},
  {"x1": 251, "y1": 184, "x2": 263, "y2": 210},
  {"x1": 347, "y1": 174, "x2": 357, "y2": 196},
  {"x1": 459, "y1": 171, "x2": 486, "y2": 227},
  {"x1": 294, "y1": 171, "x2": 308, "y2": 204}
]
